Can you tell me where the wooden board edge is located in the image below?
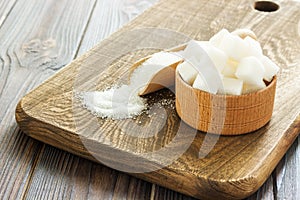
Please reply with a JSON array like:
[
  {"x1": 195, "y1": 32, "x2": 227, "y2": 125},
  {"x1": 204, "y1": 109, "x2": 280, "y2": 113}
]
[{"x1": 16, "y1": 97, "x2": 300, "y2": 199}]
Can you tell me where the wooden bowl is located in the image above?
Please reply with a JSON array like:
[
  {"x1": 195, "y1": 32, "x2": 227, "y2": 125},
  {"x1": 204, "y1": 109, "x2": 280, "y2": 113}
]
[{"x1": 175, "y1": 72, "x2": 277, "y2": 135}]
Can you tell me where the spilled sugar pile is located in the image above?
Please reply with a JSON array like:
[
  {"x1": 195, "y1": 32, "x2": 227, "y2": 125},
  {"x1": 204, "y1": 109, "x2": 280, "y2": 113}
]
[{"x1": 81, "y1": 52, "x2": 182, "y2": 119}]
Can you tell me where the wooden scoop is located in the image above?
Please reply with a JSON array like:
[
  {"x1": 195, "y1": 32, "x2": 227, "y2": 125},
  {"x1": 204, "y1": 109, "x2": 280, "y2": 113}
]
[
  {"x1": 138, "y1": 60, "x2": 182, "y2": 95},
  {"x1": 129, "y1": 43, "x2": 187, "y2": 96}
]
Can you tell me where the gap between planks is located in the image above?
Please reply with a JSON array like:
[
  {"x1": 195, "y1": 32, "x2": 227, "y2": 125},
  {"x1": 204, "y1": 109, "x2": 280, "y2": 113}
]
[
  {"x1": 73, "y1": 0, "x2": 98, "y2": 59},
  {"x1": 0, "y1": 0, "x2": 18, "y2": 28},
  {"x1": 21, "y1": 144, "x2": 46, "y2": 199}
]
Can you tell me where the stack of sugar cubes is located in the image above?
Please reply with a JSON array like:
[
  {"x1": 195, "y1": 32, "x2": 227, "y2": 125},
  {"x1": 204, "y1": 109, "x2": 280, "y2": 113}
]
[{"x1": 177, "y1": 29, "x2": 280, "y2": 95}]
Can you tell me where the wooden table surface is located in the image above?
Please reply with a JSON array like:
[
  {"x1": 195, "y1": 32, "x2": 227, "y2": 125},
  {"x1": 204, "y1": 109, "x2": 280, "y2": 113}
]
[{"x1": 0, "y1": 0, "x2": 299, "y2": 199}]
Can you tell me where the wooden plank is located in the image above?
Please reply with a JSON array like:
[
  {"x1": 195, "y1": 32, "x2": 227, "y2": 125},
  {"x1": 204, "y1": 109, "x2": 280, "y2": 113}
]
[
  {"x1": 15, "y1": 1, "x2": 299, "y2": 197},
  {"x1": 24, "y1": 148, "x2": 153, "y2": 199},
  {"x1": 151, "y1": 184, "x2": 196, "y2": 200},
  {"x1": 24, "y1": 146, "x2": 114, "y2": 199},
  {"x1": 0, "y1": 0, "x2": 96, "y2": 199},
  {"x1": 150, "y1": 176, "x2": 275, "y2": 200},
  {"x1": 0, "y1": 0, "x2": 18, "y2": 27},
  {"x1": 275, "y1": 138, "x2": 300, "y2": 199},
  {"x1": 0, "y1": 130, "x2": 42, "y2": 199},
  {"x1": 112, "y1": 173, "x2": 152, "y2": 200},
  {"x1": 78, "y1": 0, "x2": 158, "y2": 56},
  {"x1": 246, "y1": 175, "x2": 275, "y2": 200},
  {"x1": 23, "y1": 1, "x2": 157, "y2": 199}
]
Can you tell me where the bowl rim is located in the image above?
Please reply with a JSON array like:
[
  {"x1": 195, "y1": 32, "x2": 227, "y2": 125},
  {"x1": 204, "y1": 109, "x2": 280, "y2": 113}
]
[{"x1": 176, "y1": 71, "x2": 277, "y2": 99}]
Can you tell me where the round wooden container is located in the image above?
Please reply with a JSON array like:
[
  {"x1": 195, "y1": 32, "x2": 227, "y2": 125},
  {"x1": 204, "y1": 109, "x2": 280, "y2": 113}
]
[{"x1": 175, "y1": 72, "x2": 277, "y2": 135}]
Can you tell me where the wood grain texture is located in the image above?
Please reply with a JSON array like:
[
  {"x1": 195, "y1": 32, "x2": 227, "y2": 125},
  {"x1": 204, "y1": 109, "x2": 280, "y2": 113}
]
[
  {"x1": 21, "y1": 1, "x2": 160, "y2": 200},
  {"x1": 0, "y1": 0, "x2": 296, "y2": 199},
  {"x1": 0, "y1": 0, "x2": 18, "y2": 27},
  {"x1": 0, "y1": 0, "x2": 96, "y2": 198},
  {"x1": 275, "y1": 137, "x2": 300, "y2": 200},
  {"x1": 15, "y1": 0, "x2": 300, "y2": 199},
  {"x1": 24, "y1": 146, "x2": 153, "y2": 200},
  {"x1": 176, "y1": 72, "x2": 277, "y2": 135},
  {"x1": 77, "y1": 0, "x2": 158, "y2": 56}
]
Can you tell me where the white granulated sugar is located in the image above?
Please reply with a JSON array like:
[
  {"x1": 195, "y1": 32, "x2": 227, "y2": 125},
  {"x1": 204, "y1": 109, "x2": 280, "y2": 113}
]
[{"x1": 81, "y1": 52, "x2": 182, "y2": 119}]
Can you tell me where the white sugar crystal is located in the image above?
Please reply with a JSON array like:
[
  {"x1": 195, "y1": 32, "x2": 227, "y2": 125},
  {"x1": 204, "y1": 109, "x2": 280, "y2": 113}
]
[
  {"x1": 192, "y1": 74, "x2": 211, "y2": 93},
  {"x1": 177, "y1": 61, "x2": 198, "y2": 85},
  {"x1": 210, "y1": 29, "x2": 231, "y2": 47},
  {"x1": 222, "y1": 59, "x2": 238, "y2": 78},
  {"x1": 244, "y1": 36, "x2": 263, "y2": 58},
  {"x1": 182, "y1": 40, "x2": 223, "y2": 94},
  {"x1": 235, "y1": 56, "x2": 266, "y2": 87},
  {"x1": 261, "y1": 56, "x2": 280, "y2": 82},
  {"x1": 219, "y1": 77, "x2": 243, "y2": 95},
  {"x1": 197, "y1": 42, "x2": 228, "y2": 72},
  {"x1": 218, "y1": 33, "x2": 249, "y2": 61}
]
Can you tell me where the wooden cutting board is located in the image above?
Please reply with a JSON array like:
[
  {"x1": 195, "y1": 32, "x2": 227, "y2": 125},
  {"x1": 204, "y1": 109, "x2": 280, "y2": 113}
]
[{"x1": 16, "y1": 0, "x2": 300, "y2": 199}]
